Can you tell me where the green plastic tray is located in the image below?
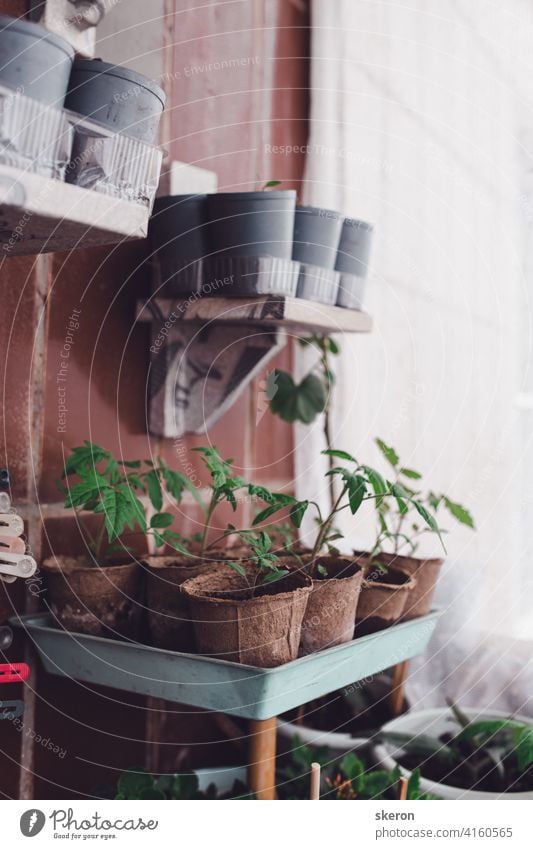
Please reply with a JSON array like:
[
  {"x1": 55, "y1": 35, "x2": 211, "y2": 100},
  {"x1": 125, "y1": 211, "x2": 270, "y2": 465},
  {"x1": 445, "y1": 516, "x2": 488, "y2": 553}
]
[{"x1": 14, "y1": 610, "x2": 442, "y2": 720}]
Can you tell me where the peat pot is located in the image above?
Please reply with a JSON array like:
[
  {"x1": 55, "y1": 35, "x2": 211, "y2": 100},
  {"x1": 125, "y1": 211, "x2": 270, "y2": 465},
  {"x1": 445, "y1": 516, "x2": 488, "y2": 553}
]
[{"x1": 299, "y1": 556, "x2": 363, "y2": 655}]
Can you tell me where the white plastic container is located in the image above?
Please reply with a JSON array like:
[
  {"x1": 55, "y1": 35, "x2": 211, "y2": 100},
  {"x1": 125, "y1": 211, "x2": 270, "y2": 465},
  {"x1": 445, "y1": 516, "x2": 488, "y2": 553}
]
[{"x1": 374, "y1": 707, "x2": 533, "y2": 799}]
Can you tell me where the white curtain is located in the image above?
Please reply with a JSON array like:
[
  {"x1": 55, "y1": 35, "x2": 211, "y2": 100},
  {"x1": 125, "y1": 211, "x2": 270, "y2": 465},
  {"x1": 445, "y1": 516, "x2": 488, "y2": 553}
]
[{"x1": 296, "y1": 0, "x2": 533, "y2": 715}]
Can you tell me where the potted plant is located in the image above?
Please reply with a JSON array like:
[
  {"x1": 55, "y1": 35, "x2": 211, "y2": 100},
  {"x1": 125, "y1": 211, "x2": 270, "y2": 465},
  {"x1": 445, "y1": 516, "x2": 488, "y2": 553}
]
[
  {"x1": 42, "y1": 441, "x2": 191, "y2": 638},
  {"x1": 143, "y1": 445, "x2": 252, "y2": 651},
  {"x1": 374, "y1": 703, "x2": 533, "y2": 799},
  {"x1": 277, "y1": 734, "x2": 436, "y2": 800},
  {"x1": 181, "y1": 527, "x2": 312, "y2": 667},
  {"x1": 252, "y1": 447, "x2": 439, "y2": 654},
  {"x1": 361, "y1": 438, "x2": 474, "y2": 622}
]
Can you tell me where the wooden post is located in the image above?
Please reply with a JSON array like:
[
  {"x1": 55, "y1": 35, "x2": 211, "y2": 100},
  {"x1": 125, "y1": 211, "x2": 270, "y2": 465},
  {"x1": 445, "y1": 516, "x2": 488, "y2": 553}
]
[
  {"x1": 248, "y1": 717, "x2": 277, "y2": 800},
  {"x1": 398, "y1": 775, "x2": 408, "y2": 800},
  {"x1": 310, "y1": 762, "x2": 320, "y2": 800},
  {"x1": 390, "y1": 661, "x2": 409, "y2": 716}
]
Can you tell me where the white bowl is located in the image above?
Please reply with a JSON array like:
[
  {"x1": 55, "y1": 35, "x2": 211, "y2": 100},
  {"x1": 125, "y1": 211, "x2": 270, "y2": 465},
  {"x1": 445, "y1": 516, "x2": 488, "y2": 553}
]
[{"x1": 373, "y1": 707, "x2": 533, "y2": 799}]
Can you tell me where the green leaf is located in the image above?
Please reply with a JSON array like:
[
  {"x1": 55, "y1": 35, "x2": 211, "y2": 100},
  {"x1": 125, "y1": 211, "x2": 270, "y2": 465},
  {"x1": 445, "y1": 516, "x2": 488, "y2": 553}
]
[
  {"x1": 122, "y1": 460, "x2": 142, "y2": 469},
  {"x1": 261, "y1": 568, "x2": 289, "y2": 583},
  {"x1": 343, "y1": 473, "x2": 367, "y2": 514},
  {"x1": 399, "y1": 467, "x2": 422, "y2": 480},
  {"x1": 322, "y1": 449, "x2": 357, "y2": 463},
  {"x1": 150, "y1": 512, "x2": 174, "y2": 529},
  {"x1": 227, "y1": 561, "x2": 247, "y2": 579},
  {"x1": 375, "y1": 438, "x2": 399, "y2": 468},
  {"x1": 391, "y1": 483, "x2": 409, "y2": 515},
  {"x1": 269, "y1": 371, "x2": 327, "y2": 424},
  {"x1": 412, "y1": 499, "x2": 438, "y2": 531},
  {"x1": 513, "y1": 726, "x2": 533, "y2": 771},
  {"x1": 63, "y1": 441, "x2": 110, "y2": 477},
  {"x1": 262, "y1": 179, "x2": 281, "y2": 189},
  {"x1": 443, "y1": 496, "x2": 475, "y2": 529},
  {"x1": 363, "y1": 770, "x2": 396, "y2": 799},
  {"x1": 317, "y1": 563, "x2": 328, "y2": 577},
  {"x1": 116, "y1": 769, "x2": 154, "y2": 800},
  {"x1": 339, "y1": 752, "x2": 365, "y2": 792},
  {"x1": 171, "y1": 772, "x2": 200, "y2": 800},
  {"x1": 363, "y1": 465, "x2": 387, "y2": 501},
  {"x1": 290, "y1": 500, "x2": 309, "y2": 528},
  {"x1": 327, "y1": 337, "x2": 340, "y2": 355},
  {"x1": 146, "y1": 469, "x2": 163, "y2": 511}
]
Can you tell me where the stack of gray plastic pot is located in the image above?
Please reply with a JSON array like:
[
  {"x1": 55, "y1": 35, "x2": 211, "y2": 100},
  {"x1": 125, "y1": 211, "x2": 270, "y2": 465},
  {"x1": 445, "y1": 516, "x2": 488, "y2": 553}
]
[
  {"x1": 0, "y1": 15, "x2": 74, "y2": 178},
  {"x1": 292, "y1": 206, "x2": 344, "y2": 304},
  {"x1": 292, "y1": 206, "x2": 374, "y2": 308},
  {"x1": 64, "y1": 59, "x2": 165, "y2": 206},
  {"x1": 149, "y1": 190, "x2": 300, "y2": 298},
  {"x1": 0, "y1": 17, "x2": 164, "y2": 207}
]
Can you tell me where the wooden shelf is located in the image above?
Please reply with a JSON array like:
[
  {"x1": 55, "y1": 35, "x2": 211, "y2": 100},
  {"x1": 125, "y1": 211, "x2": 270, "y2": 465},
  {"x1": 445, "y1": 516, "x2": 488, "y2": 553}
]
[
  {"x1": 0, "y1": 163, "x2": 151, "y2": 256},
  {"x1": 136, "y1": 295, "x2": 373, "y2": 334}
]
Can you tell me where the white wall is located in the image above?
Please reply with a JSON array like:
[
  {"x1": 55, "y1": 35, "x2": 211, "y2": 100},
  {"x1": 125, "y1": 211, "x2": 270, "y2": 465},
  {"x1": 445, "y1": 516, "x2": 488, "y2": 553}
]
[{"x1": 298, "y1": 1, "x2": 533, "y2": 656}]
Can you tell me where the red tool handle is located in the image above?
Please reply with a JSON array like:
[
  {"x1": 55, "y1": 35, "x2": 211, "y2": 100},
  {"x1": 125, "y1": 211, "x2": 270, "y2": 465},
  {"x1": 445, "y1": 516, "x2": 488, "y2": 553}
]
[{"x1": 0, "y1": 662, "x2": 29, "y2": 683}]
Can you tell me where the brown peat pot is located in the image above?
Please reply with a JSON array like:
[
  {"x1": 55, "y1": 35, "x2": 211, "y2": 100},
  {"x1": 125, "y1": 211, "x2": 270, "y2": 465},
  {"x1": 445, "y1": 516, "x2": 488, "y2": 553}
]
[
  {"x1": 354, "y1": 560, "x2": 416, "y2": 636},
  {"x1": 143, "y1": 555, "x2": 219, "y2": 651},
  {"x1": 299, "y1": 556, "x2": 363, "y2": 656},
  {"x1": 42, "y1": 556, "x2": 143, "y2": 639},
  {"x1": 369, "y1": 552, "x2": 443, "y2": 620},
  {"x1": 181, "y1": 564, "x2": 312, "y2": 667}
]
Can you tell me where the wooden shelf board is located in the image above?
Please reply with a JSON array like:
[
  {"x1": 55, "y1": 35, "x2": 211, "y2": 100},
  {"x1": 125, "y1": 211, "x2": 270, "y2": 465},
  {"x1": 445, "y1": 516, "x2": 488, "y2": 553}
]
[
  {"x1": 0, "y1": 163, "x2": 150, "y2": 256},
  {"x1": 136, "y1": 295, "x2": 373, "y2": 334}
]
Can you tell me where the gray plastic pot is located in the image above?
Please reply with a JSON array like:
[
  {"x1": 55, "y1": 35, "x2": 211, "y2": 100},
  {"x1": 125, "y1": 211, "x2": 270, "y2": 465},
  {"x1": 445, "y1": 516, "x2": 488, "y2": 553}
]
[
  {"x1": 335, "y1": 218, "x2": 374, "y2": 277},
  {"x1": 292, "y1": 205, "x2": 344, "y2": 269},
  {"x1": 64, "y1": 59, "x2": 165, "y2": 143},
  {"x1": 207, "y1": 190, "x2": 296, "y2": 259},
  {"x1": 149, "y1": 194, "x2": 208, "y2": 295},
  {"x1": 0, "y1": 15, "x2": 74, "y2": 106}
]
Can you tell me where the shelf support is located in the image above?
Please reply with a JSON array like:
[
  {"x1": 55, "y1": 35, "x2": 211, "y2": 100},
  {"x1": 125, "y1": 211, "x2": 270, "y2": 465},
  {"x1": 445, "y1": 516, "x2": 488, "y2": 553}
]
[
  {"x1": 143, "y1": 299, "x2": 286, "y2": 437},
  {"x1": 248, "y1": 717, "x2": 277, "y2": 800}
]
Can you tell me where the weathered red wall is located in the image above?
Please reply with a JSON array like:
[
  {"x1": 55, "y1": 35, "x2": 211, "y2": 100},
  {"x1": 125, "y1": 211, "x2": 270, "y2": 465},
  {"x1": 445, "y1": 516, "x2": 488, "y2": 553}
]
[{"x1": 0, "y1": 1, "x2": 309, "y2": 798}]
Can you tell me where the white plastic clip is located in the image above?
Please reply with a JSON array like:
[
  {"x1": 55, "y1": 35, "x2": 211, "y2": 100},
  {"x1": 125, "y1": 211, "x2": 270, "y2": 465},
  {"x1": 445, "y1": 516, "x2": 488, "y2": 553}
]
[
  {"x1": 0, "y1": 553, "x2": 37, "y2": 580},
  {"x1": 0, "y1": 493, "x2": 10, "y2": 513},
  {"x1": 0, "y1": 515, "x2": 24, "y2": 537}
]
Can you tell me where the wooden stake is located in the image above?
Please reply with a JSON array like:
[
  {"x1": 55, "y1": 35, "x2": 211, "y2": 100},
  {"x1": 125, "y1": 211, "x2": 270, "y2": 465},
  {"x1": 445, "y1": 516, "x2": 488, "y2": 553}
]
[
  {"x1": 398, "y1": 775, "x2": 408, "y2": 800},
  {"x1": 310, "y1": 762, "x2": 320, "y2": 800}
]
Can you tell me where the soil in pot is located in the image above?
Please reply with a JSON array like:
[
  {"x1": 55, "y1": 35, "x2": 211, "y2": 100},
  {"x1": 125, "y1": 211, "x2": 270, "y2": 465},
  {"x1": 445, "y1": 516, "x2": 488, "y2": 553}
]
[
  {"x1": 369, "y1": 552, "x2": 443, "y2": 620},
  {"x1": 206, "y1": 190, "x2": 296, "y2": 260},
  {"x1": 181, "y1": 564, "x2": 312, "y2": 667},
  {"x1": 292, "y1": 205, "x2": 344, "y2": 269},
  {"x1": 64, "y1": 59, "x2": 165, "y2": 143},
  {"x1": 42, "y1": 556, "x2": 143, "y2": 639},
  {"x1": 143, "y1": 555, "x2": 216, "y2": 651},
  {"x1": 299, "y1": 556, "x2": 363, "y2": 656},
  {"x1": 354, "y1": 560, "x2": 416, "y2": 636},
  {"x1": 0, "y1": 15, "x2": 74, "y2": 106},
  {"x1": 149, "y1": 194, "x2": 208, "y2": 296}
]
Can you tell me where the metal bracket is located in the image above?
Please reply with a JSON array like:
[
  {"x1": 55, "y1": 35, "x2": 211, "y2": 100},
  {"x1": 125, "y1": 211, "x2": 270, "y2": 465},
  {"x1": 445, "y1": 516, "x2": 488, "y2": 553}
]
[{"x1": 29, "y1": 0, "x2": 108, "y2": 57}]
